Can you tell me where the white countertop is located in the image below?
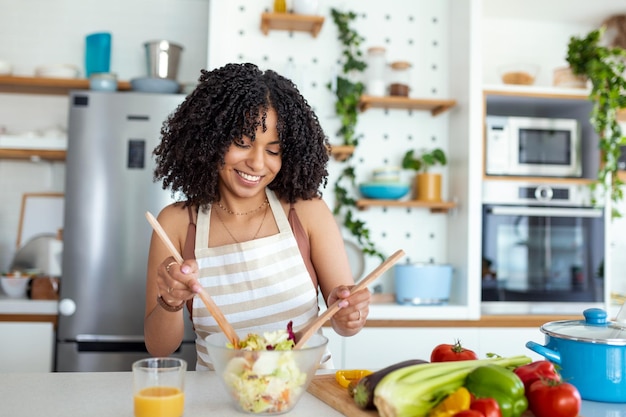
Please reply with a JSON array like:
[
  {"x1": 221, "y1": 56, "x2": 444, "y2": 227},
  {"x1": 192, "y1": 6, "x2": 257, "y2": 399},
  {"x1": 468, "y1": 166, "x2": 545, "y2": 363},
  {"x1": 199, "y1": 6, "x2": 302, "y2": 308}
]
[
  {"x1": 0, "y1": 370, "x2": 623, "y2": 417},
  {"x1": 0, "y1": 295, "x2": 58, "y2": 314},
  {"x1": 0, "y1": 371, "x2": 343, "y2": 417}
]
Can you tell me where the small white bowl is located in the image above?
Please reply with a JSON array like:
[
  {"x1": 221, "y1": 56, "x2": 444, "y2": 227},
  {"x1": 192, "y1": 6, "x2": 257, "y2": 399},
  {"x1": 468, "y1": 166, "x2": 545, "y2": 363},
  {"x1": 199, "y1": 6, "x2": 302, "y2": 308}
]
[
  {"x1": 1, "y1": 276, "x2": 30, "y2": 298},
  {"x1": 35, "y1": 64, "x2": 80, "y2": 79},
  {"x1": 0, "y1": 60, "x2": 13, "y2": 75}
]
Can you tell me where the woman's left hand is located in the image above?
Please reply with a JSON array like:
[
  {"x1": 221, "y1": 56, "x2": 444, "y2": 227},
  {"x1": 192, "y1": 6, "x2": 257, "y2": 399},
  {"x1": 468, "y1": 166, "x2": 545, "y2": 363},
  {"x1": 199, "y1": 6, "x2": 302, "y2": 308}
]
[{"x1": 327, "y1": 284, "x2": 371, "y2": 336}]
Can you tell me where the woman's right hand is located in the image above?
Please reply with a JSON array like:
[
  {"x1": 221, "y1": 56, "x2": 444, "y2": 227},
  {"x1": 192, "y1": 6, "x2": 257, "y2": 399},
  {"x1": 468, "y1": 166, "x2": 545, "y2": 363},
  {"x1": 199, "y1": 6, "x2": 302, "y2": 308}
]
[{"x1": 157, "y1": 258, "x2": 202, "y2": 306}]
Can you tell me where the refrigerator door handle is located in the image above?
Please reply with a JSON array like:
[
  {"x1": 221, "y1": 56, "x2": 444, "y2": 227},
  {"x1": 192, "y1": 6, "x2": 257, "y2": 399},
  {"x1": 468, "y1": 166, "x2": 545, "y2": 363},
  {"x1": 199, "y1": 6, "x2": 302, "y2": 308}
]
[
  {"x1": 75, "y1": 334, "x2": 148, "y2": 353},
  {"x1": 76, "y1": 334, "x2": 145, "y2": 343}
]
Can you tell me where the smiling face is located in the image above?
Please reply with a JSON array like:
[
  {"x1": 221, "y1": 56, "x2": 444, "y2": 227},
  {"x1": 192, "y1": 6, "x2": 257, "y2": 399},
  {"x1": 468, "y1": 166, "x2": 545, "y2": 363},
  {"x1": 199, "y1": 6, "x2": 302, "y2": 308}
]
[{"x1": 218, "y1": 107, "x2": 282, "y2": 199}]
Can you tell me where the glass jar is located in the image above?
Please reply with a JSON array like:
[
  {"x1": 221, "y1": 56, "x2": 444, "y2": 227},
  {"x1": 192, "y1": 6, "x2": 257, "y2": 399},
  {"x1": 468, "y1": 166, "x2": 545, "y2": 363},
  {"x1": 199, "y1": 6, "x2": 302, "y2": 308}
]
[
  {"x1": 89, "y1": 72, "x2": 118, "y2": 91},
  {"x1": 366, "y1": 46, "x2": 387, "y2": 96},
  {"x1": 273, "y1": 0, "x2": 286, "y2": 13},
  {"x1": 389, "y1": 61, "x2": 411, "y2": 97}
]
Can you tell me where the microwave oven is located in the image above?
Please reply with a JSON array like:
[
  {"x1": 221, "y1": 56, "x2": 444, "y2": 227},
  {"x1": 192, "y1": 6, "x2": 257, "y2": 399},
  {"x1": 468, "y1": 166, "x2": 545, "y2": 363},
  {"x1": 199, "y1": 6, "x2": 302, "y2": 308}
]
[{"x1": 485, "y1": 116, "x2": 582, "y2": 178}]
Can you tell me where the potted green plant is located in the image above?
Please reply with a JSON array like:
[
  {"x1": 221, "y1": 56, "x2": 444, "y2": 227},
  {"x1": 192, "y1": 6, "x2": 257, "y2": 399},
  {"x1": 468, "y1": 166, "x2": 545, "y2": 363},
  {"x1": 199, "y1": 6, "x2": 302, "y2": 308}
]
[
  {"x1": 328, "y1": 8, "x2": 385, "y2": 262},
  {"x1": 566, "y1": 27, "x2": 626, "y2": 218},
  {"x1": 402, "y1": 148, "x2": 447, "y2": 202}
]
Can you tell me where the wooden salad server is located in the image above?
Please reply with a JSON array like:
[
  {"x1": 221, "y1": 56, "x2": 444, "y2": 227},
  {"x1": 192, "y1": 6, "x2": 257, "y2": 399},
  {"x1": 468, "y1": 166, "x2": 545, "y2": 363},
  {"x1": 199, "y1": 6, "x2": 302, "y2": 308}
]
[
  {"x1": 145, "y1": 211, "x2": 240, "y2": 348},
  {"x1": 293, "y1": 249, "x2": 405, "y2": 349}
]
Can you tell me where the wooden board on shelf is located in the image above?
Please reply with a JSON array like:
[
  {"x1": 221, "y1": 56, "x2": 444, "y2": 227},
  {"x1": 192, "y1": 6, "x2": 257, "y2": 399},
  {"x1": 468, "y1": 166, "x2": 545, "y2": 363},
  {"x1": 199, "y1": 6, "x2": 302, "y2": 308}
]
[
  {"x1": 0, "y1": 149, "x2": 66, "y2": 161},
  {"x1": 355, "y1": 199, "x2": 456, "y2": 213},
  {"x1": 260, "y1": 12, "x2": 325, "y2": 37},
  {"x1": 483, "y1": 85, "x2": 590, "y2": 100},
  {"x1": 0, "y1": 75, "x2": 131, "y2": 95},
  {"x1": 329, "y1": 145, "x2": 355, "y2": 161},
  {"x1": 482, "y1": 175, "x2": 596, "y2": 185},
  {"x1": 358, "y1": 95, "x2": 456, "y2": 116}
]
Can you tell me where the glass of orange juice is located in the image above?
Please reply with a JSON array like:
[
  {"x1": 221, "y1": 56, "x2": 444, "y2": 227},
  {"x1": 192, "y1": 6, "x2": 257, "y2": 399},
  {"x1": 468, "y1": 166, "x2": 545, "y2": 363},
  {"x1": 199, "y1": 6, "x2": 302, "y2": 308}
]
[{"x1": 132, "y1": 358, "x2": 187, "y2": 417}]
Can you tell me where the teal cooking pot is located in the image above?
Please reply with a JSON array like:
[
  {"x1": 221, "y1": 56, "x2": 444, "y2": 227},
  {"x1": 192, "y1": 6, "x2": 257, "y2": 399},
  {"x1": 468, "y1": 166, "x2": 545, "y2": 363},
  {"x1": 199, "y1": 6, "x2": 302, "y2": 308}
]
[{"x1": 526, "y1": 308, "x2": 626, "y2": 403}]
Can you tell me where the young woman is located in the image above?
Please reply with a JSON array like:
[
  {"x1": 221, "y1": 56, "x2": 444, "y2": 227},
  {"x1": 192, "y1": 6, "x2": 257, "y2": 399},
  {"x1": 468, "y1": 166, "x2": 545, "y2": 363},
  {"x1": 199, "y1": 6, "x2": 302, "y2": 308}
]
[{"x1": 144, "y1": 63, "x2": 370, "y2": 369}]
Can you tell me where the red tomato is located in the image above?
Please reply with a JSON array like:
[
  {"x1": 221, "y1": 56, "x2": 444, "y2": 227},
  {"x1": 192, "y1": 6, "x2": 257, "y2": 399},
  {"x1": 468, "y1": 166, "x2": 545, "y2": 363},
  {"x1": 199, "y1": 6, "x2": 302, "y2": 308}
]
[
  {"x1": 430, "y1": 340, "x2": 478, "y2": 362},
  {"x1": 527, "y1": 378, "x2": 581, "y2": 417},
  {"x1": 513, "y1": 360, "x2": 561, "y2": 391},
  {"x1": 453, "y1": 411, "x2": 484, "y2": 417},
  {"x1": 471, "y1": 397, "x2": 501, "y2": 417}
]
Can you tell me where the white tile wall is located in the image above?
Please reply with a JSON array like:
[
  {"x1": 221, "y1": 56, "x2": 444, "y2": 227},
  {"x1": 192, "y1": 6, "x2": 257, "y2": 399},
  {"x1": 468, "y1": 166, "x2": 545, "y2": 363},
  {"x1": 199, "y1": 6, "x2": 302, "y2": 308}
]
[{"x1": 208, "y1": 0, "x2": 456, "y2": 292}]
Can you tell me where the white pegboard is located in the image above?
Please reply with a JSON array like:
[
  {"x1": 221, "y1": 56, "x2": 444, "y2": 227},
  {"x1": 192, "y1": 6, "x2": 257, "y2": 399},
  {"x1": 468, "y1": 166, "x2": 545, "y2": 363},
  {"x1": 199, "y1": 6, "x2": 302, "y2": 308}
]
[{"x1": 207, "y1": 0, "x2": 455, "y2": 291}]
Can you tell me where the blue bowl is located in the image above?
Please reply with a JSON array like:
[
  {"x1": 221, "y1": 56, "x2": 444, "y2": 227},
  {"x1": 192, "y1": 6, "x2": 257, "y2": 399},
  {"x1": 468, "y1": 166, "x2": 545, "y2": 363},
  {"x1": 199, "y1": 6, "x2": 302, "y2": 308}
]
[
  {"x1": 359, "y1": 182, "x2": 410, "y2": 200},
  {"x1": 130, "y1": 77, "x2": 180, "y2": 94}
]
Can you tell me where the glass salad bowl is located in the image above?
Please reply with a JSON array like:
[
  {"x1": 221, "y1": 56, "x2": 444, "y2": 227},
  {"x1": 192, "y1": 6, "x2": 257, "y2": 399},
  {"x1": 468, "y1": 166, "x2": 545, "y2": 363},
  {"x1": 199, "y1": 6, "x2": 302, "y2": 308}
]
[{"x1": 205, "y1": 330, "x2": 328, "y2": 415}]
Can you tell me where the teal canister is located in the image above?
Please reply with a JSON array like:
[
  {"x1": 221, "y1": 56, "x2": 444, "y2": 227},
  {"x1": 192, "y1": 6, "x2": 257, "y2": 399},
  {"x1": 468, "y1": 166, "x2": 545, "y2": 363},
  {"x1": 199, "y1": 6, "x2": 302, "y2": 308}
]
[{"x1": 394, "y1": 263, "x2": 453, "y2": 305}]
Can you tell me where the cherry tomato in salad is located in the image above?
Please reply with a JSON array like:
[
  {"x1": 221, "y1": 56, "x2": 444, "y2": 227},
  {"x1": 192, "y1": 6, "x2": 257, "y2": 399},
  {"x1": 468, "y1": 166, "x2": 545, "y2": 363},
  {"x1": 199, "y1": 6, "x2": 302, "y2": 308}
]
[
  {"x1": 431, "y1": 340, "x2": 478, "y2": 362},
  {"x1": 527, "y1": 378, "x2": 581, "y2": 417}
]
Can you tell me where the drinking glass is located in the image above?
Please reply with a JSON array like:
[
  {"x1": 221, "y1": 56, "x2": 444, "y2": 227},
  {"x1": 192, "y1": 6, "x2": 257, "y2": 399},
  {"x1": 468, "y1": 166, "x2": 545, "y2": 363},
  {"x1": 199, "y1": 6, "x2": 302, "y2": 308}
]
[{"x1": 132, "y1": 357, "x2": 187, "y2": 417}]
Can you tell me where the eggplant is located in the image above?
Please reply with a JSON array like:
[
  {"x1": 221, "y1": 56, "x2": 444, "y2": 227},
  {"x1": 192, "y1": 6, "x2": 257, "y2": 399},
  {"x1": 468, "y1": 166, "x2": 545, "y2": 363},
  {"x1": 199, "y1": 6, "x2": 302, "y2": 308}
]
[{"x1": 353, "y1": 359, "x2": 428, "y2": 409}]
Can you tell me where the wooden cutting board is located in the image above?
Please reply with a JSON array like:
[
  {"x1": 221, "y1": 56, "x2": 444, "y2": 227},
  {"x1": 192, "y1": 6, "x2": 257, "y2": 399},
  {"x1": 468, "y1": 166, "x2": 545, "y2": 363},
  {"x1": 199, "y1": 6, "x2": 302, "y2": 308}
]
[
  {"x1": 307, "y1": 374, "x2": 581, "y2": 417},
  {"x1": 307, "y1": 374, "x2": 376, "y2": 417}
]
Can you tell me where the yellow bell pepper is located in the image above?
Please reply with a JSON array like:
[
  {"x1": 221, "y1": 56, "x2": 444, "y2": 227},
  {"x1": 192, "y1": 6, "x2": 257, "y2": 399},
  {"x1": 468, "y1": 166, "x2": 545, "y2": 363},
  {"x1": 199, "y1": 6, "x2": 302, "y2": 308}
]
[
  {"x1": 427, "y1": 386, "x2": 472, "y2": 417},
  {"x1": 335, "y1": 369, "x2": 373, "y2": 388}
]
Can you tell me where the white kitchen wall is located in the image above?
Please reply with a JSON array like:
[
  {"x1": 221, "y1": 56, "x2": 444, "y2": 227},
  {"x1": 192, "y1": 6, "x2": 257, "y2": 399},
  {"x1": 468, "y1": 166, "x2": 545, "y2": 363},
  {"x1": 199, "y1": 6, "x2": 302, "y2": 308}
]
[
  {"x1": 208, "y1": 0, "x2": 456, "y2": 292},
  {"x1": 0, "y1": 0, "x2": 209, "y2": 271}
]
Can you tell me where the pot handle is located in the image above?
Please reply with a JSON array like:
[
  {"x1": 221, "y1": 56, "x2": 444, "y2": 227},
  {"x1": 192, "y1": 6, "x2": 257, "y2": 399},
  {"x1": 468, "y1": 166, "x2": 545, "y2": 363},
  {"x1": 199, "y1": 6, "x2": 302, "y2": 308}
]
[{"x1": 525, "y1": 341, "x2": 561, "y2": 365}]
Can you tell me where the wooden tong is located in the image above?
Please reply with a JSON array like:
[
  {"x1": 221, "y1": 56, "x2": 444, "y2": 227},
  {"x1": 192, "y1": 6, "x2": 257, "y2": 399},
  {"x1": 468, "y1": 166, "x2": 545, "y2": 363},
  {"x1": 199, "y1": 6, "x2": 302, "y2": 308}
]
[
  {"x1": 293, "y1": 249, "x2": 405, "y2": 349},
  {"x1": 145, "y1": 211, "x2": 240, "y2": 348}
]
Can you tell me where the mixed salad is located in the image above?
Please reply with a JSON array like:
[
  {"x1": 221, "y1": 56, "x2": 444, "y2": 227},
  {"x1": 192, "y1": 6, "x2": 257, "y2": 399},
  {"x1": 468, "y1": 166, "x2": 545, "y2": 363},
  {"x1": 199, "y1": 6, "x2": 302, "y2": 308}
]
[{"x1": 222, "y1": 321, "x2": 307, "y2": 414}]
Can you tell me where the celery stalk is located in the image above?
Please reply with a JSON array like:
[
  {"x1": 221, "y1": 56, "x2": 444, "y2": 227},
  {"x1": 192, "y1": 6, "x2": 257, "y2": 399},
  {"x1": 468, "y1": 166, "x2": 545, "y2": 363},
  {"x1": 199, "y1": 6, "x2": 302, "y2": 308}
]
[{"x1": 373, "y1": 355, "x2": 531, "y2": 417}]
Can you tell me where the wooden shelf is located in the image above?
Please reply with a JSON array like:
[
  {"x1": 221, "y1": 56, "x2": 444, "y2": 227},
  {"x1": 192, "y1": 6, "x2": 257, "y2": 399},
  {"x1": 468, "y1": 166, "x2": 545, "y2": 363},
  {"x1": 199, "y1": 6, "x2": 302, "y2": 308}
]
[
  {"x1": 0, "y1": 75, "x2": 131, "y2": 95},
  {"x1": 260, "y1": 12, "x2": 325, "y2": 37},
  {"x1": 483, "y1": 85, "x2": 590, "y2": 100},
  {"x1": 329, "y1": 144, "x2": 354, "y2": 161},
  {"x1": 359, "y1": 95, "x2": 456, "y2": 116},
  {"x1": 482, "y1": 175, "x2": 596, "y2": 185},
  {"x1": 0, "y1": 149, "x2": 66, "y2": 161},
  {"x1": 355, "y1": 199, "x2": 456, "y2": 213}
]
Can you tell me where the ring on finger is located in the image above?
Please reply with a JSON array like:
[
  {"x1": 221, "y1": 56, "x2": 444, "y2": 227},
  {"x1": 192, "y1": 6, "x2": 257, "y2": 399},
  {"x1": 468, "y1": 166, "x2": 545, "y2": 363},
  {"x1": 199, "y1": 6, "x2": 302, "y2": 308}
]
[
  {"x1": 168, "y1": 287, "x2": 173, "y2": 294},
  {"x1": 166, "y1": 261, "x2": 177, "y2": 273},
  {"x1": 357, "y1": 309, "x2": 362, "y2": 321}
]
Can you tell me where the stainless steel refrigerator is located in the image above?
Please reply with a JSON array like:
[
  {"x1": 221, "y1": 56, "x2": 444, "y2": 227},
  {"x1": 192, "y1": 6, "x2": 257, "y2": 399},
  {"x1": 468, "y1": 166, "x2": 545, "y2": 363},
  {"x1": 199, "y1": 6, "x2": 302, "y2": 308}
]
[{"x1": 56, "y1": 90, "x2": 197, "y2": 371}]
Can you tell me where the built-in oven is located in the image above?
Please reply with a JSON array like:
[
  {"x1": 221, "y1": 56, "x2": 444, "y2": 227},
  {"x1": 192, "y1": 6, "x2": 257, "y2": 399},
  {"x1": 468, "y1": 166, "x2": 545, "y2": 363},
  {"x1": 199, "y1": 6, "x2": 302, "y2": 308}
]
[{"x1": 481, "y1": 180, "x2": 605, "y2": 314}]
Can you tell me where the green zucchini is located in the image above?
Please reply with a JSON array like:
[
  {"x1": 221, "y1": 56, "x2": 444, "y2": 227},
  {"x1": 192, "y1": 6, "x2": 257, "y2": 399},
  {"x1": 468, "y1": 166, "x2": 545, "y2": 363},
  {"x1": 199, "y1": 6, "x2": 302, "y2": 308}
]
[{"x1": 353, "y1": 359, "x2": 428, "y2": 409}]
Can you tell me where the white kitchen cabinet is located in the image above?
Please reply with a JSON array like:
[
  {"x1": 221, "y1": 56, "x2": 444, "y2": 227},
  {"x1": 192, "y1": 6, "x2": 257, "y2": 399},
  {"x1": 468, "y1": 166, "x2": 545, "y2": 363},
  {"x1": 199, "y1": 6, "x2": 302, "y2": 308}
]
[
  {"x1": 0, "y1": 322, "x2": 54, "y2": 372},
  {"x1": 331, "y1": 326, "x2": 545, "y2": 369},
  {"x1": 476, "y1": 328, "x2": 545, "y2": 362},
  {"x1": 340, "y1": 327, "x2": 478, "y2": 369}
]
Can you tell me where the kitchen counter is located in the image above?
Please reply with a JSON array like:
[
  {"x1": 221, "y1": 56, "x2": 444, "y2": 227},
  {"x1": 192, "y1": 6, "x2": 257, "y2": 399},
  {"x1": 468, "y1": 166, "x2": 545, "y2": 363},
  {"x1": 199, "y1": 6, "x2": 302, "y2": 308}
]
[
  {"x1": 0, "y1": 295, "x2": 58, "y2": 314},
  {"x1": 0, "y1": 296, "x2": 58, "y2": 328},
  {"x1": 0, "y1": 371, "x2": 623, "y2": 417},
  {"x1": 0, "y1": 371, "x2": 343, "y2": 417}
]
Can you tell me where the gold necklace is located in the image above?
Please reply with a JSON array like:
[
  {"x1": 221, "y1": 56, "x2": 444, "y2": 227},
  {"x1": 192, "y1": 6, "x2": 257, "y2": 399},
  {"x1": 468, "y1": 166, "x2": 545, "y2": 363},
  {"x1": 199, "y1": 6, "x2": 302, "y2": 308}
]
[
  {"x1": 214, "y1": 203, "x2": 269, "y2": 243},
  {"x1": 216, "y1": 198, "x2": 269, "y2": 216}
]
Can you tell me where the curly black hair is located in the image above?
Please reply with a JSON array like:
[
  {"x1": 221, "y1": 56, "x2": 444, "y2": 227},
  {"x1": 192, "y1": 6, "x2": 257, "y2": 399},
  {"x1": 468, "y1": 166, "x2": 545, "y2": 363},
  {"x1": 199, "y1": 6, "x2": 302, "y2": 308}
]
[{"x1": 153, "y1": 62, "x2": 330, "y2": 207}]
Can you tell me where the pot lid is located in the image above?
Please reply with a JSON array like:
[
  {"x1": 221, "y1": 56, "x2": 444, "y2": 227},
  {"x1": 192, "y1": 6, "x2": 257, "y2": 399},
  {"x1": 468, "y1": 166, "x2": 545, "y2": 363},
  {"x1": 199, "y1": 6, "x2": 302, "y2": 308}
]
[{"x1": 540, "y1": 308, "x2": 626, "y2": 345}]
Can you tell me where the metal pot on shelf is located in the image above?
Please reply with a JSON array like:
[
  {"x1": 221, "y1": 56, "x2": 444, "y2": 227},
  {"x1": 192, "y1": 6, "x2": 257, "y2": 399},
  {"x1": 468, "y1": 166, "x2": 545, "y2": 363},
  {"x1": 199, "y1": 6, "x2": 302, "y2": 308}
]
[{"x1": 394, "y1": 263, "x2": 452, "y2": 306}]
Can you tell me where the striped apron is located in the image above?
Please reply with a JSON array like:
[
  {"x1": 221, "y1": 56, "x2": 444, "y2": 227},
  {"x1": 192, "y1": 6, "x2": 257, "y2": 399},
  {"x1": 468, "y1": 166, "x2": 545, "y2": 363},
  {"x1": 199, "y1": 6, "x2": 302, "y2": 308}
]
[{"x1": 192, "y1": 189, "x2": 320, "y2": 370}]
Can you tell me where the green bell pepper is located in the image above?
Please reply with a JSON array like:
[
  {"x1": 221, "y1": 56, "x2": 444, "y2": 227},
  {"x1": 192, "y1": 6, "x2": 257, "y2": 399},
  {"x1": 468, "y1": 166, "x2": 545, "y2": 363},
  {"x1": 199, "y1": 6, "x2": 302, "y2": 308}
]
[{"x1": 465, "y1": 364, "x2": 528, "y2": 417}]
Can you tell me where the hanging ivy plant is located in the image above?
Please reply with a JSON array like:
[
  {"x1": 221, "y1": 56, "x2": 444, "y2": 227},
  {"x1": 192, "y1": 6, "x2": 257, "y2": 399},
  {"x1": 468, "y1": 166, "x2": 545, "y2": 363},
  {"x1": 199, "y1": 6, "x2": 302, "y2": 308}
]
[
  {"x1": 567, "y1": 27, "x2": 626, "y2": 218},
  {"x1": 328, "y1": 8, "x2": 385, "y2": 261}
]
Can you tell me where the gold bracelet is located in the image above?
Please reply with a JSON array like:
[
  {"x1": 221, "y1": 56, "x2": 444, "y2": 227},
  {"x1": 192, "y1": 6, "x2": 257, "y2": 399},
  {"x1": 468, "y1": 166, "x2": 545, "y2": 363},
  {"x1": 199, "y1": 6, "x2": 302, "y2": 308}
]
[{"x1": 156, "y1": 295, "x2": 184, "y2": 312}]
